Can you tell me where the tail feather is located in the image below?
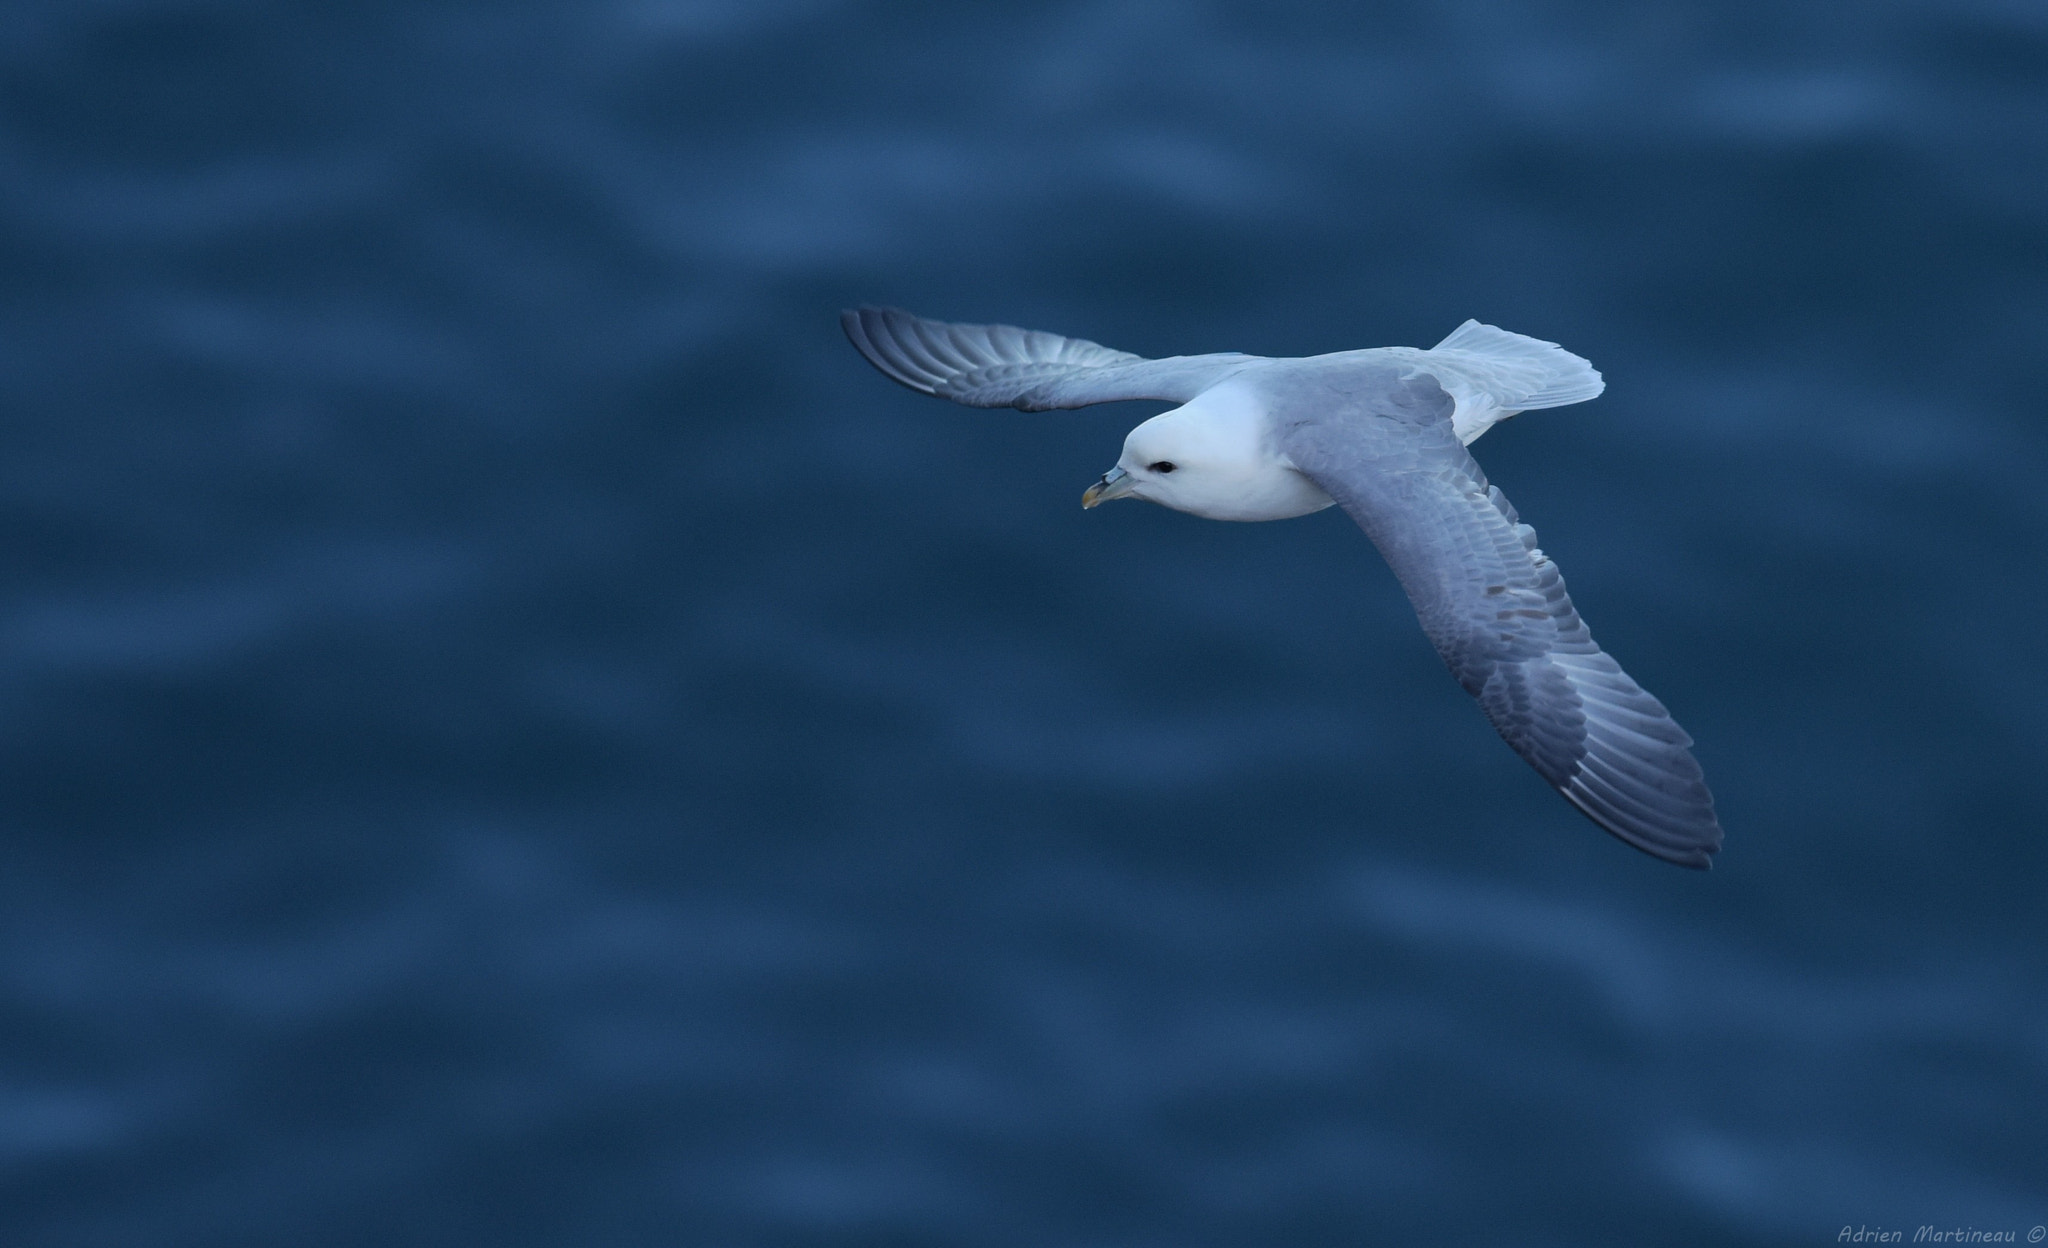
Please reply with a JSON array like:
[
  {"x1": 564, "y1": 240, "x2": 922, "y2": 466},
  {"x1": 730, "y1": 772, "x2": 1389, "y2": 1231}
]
[
  {"x1": 1402, "y1": 320, "x2": 1605, "y2": 445},
  {"x1": 1428, "y1": 320, "x2": 1605, "y2": 412}
]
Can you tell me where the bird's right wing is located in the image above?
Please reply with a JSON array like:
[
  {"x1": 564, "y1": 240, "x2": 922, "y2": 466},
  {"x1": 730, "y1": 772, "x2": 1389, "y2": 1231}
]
[{"x1": 843, "y1": 306, "x2": 1253, "y2": 411}]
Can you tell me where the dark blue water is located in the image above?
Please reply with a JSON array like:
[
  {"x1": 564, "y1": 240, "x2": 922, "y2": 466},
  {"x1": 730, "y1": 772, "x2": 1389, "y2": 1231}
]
[{"x1": 3, "y1": 2, "x2": 2044, "y2": 1244}]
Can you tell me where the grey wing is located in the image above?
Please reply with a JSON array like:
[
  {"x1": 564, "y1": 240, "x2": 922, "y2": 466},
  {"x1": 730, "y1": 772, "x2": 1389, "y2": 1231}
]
[
  {"x1": 1281, "y1": 375, "x2": 1722, "y2": 868},
  {"x1": 842, "y1": 306, "x2": 1252, "y2": 411}
]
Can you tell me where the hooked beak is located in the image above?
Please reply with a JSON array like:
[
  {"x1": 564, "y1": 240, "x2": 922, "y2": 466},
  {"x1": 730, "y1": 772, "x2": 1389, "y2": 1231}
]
[{"x1": 1081, "y1": 466, "x2": 1138, "y2": 509}]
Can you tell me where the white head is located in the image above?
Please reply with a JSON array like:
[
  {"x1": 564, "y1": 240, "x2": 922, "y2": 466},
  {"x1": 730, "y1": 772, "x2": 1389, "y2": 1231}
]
[{"x1": 1080, "y1": 384, "x2": 1334, "y2": 523}]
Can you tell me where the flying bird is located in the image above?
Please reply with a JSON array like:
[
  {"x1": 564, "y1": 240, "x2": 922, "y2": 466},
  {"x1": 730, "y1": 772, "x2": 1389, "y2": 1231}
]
[{"x1": 841, "y1": 306, "x2": 1722, "y2": 868}]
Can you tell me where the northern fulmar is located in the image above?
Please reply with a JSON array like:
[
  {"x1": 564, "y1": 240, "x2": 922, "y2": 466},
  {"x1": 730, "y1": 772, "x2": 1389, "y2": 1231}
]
[{"x1": 843, "y1": 306, "x2": 1722, "y2": 869}]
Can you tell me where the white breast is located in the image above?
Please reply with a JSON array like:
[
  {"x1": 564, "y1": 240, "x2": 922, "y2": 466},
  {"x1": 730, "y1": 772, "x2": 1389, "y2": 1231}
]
[{"x1": 1116, "y1": 379, "x2": 1334, "y2": 523}]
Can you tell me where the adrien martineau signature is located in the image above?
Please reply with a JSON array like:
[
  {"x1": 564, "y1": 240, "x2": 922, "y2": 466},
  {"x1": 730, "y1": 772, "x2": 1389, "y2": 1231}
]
[{"x1": 1837, "y1": 1228, "x2": 2045, "y2": 1244}]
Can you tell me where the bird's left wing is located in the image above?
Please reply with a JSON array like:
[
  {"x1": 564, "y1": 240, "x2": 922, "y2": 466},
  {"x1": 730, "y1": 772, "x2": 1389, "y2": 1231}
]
[
  {"x1": 843, "y1": 306, "x2": 1253, "y2": 411},
  {"x1": 1278, "y1": 371, "x2": 1723, "y2": 868}
]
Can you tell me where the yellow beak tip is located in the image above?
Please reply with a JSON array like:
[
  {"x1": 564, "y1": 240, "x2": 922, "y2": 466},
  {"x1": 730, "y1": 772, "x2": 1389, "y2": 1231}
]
[{"x1": 1082, "y1": 468, "x2": 1128, "y2": 509}]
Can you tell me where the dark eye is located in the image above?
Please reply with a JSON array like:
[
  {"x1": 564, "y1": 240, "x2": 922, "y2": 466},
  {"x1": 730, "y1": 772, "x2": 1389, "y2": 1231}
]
[{"x1": 1149, "y1": 461, "x2": 1177, "y2": 474}]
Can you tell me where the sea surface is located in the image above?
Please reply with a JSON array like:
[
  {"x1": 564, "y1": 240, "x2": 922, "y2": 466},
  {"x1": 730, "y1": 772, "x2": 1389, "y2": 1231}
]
[{"x1": 1, "y1": 2, "x2": 2045, "y2": 1245}]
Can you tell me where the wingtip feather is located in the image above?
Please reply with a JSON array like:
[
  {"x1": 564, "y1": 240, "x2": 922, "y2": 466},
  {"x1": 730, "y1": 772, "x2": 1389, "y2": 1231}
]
[
  {"x1": 842, "y1": 306, "x2": 946, "y2": 395},
  {"x1": 1560, "y1": 779, "x2": 1722, "y2": 869}
]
